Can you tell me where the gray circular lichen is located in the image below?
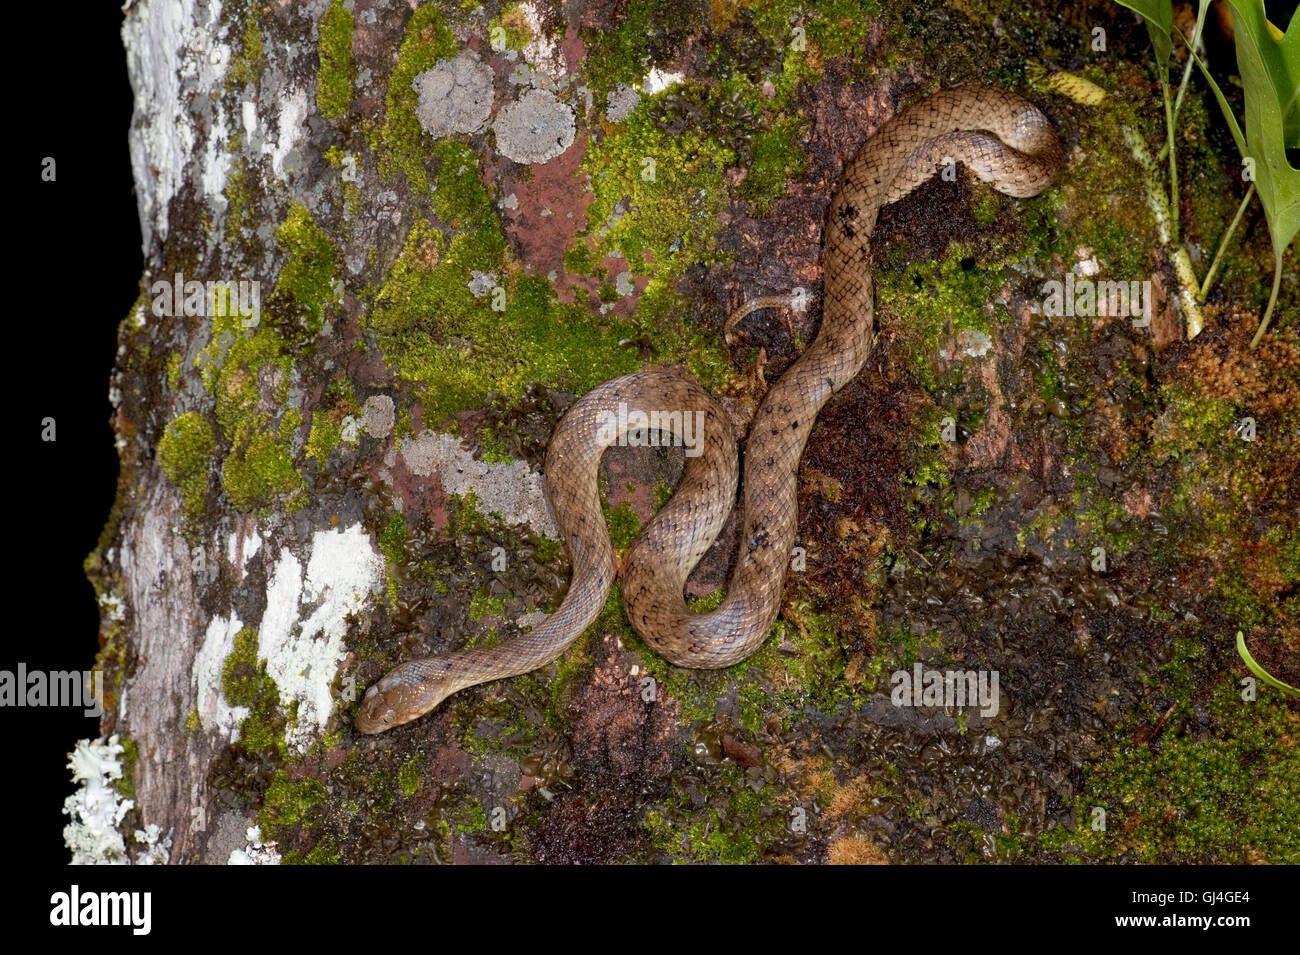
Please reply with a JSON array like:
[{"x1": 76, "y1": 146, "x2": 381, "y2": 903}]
[
  {"x1": 605, "y1": 83, "x2": 640, "y2": 123},
  {"x1": 362, "y1": 395, "x2": 395, "y2": 439},
  {"x1": 492, "y1": 89, "x2": 576, "y2": 164},
  {"x1": 412, "y1": 50, "x2": 495, "y2": 138}
]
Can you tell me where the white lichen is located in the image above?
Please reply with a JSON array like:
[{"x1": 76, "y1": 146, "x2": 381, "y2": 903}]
[
  {"x1": 605, "y1": 83, "x2": 640, "y2": 123},
  {"x1": 362, "y1": 395, "x2": 396, "y2": 439},
  {"x1": 133, "y1": 823, "x2": 172, "y2": 865},
  {"x1": 257, "y1": 525, "x2": 384, "y2": 752},
  {"x1": 123, "y1": 0, "x2": 231, "y2": 248},
  {"x1": 642, "y1": 67, "x2": 683, "y2": 95},
  {"x1": 228, "y1": 825, "x2": 281, "y2": 865},
  {"x1": 63, "y1": 735, "x2": 132, "y2": 865},
  {"x1": 193, "y1": 614, "x2": 252, "y2": 740}
]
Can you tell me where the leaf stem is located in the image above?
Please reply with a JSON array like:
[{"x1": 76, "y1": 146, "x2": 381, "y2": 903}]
[
  {"x1": 1199, "y1": 181, "x2": 1255, "y2": 301},
  {"x1": 1159, "y1": 0, "x2": 1209, "y2": 161},
  {"x1": 1160, "y1": 68, "x2": 1179, "y2": 243},
  {"x1": 1249, "y1": 254, "x2": 1283, "y2": 350}
]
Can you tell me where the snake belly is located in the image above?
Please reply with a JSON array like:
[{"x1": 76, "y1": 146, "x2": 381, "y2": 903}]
[{"x1": 356, "y1": 86, "x2": 1062, "y2": 734}]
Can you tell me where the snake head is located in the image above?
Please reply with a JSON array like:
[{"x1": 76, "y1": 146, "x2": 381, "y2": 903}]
[{"x1": 354, "y1": 659, "x2": 455, "y2": 734}]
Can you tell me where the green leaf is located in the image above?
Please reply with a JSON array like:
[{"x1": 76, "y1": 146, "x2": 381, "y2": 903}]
[
  {"x1": 1236, "y1": 631, "x2": 1300, "y2": 699},
  {"x1": 1225, "y1": 1, "x2": 1300, "y2": 261},
  {"x1": 1113, "y1": 0, "x2": 1174, "y2": 68},
  {"x1": 1188, "y1": 2, "x2": 1299, "y2": 342},
  {"x1": 1229, "y1": 0, "x2": 1300, "y2": 148}
]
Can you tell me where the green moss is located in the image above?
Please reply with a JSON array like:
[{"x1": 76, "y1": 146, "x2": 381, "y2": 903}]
[
  {"x1": 166, "y1": 352, "x2": 183, "y2": 390},
  {"x1": 740, "y1": 119, "x2": 806, "y2": 214},
  {"x1": 430, "y1": 140, "x2": 481, "y2": 220},
  {"x1": 875, "y1": 243, "x2": 1009, "y2": 388},
  {"x1": 258, "y1": 770, "x2": 327, "y2": 845},
  {"x1": 378, "y1": 513, "x2": 407, "y2": 609},
  {"x1": 759, "y1": 600, "x2": 871, "y2": 713},
  {"x1": 449, "y1": 489, "x2": 492, "y2": 537},
  {"x1": 115, "y1": 737, "x2": 138, "y2": 801},
  {"x1": 222, "y1": 428, "x2": 304, "y2": 511},
  {"x1": 397, "y1": 755, "x2": 422, "y2": 796},
  {"x1": 316, "y1": 0, "x2": 354, "y2": 122},
  {"x1": 374, "y1": 5, "x2": 457, "y2": 195},
  {"x1": 223, "y1": 160, "x2": 260, "y2": 244},
  {"x1": 1153, "y1": 382, "x2": 1238, "y2": 462},
  {"x1": 1054, "y1": 685, "x2": 1300, "y2": 862},
  {"x1": 184, "y1": 708, "x2": 201, "y2": 735},
  {"x1": 222, "y1": 628, "x2": 289, "y2": 755},
  {"x1": 447, "y1": 798, "x2": 489, "y2": 834},
  {"x1": 652, "y1": 479, "x2": 673, "y2": 512},
  {"x1": 603, "y1": 501, "x2": 640, "y2": 551},
  {"x1": 157, "y1": 411, "x2": 215, "y2": 519},
  {"x1": 583, "y1": 101, "x2": 734, "y2": 276},
  {"x1": 972, "y1": 186, "x2": 1001, "y2": 227},
  {"x1": 271, "y1": 202, "x2": 337, "y2": 339},
  {"x1": 366, "y1": 213, "x2": 641, "y2": 424},
  {"x1": 642, "y1": 763, "x2": 786, "y2": 863},
  {"x1": 211, "y1": 329, "x2": 284, "y2": 429},
  {"x1": 227, "y1": 13, "x2": 265, "y2": 89},
  {"x1": 580, "y1": 0, "x2": 701, "y2": 94},
  {"x1": 469, "y1": 590, "x2": 505, "y2": 622},
  {"x1": 477, "y1": 425, "x2": 514, "y2": 463},
  {"x1": 1052, "y1": 104, "x2": 1159, "y2": 280},
  {"x1": 205, "y1": 288, "x2": 306, "y2": 512},
  {"x1": 489, "y1": 4, "x2": 532, "y2": 52},
  {"x1": 751, "y1": 0, "x2": 883, "y2": 61},
  {"x1": 305, "y1": 410, "x2": 342, "y2": 463}
]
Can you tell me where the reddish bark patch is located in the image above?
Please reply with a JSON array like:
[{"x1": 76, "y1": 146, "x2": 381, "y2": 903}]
[
  {"x1": 384, "y1": 452, "x2": 450, "y2": 531},
  {"x1": 567, "y1": 631, "x2": 677, "y2": 779}
]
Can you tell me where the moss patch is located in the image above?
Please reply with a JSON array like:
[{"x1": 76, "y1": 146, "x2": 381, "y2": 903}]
[
  {"x1": 222, "y1": 628, "x2": 289, "y2": 756},
  {"x1": 316, "y1": 0, "x2": 354, "y2": 122},
  {"x1": 373, "y1": 5, "x2": 457, "y2": 195},
  {"x1": 365, "y1": 200, "x2": 642, "y2": 423},
  {"x1": 269, "y1": 202, "x2": 338, "y2": 341},
  {"x1": 157, "y1": 411, "x2": 215, "y2": 519}
]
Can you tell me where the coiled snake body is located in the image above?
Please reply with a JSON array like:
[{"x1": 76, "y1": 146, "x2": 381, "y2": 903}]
[{"x1": 356, "y1": 86, "x2": 1062, "y2": 734}]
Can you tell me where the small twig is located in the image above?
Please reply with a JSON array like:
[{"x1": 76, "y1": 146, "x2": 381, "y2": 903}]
[{"x1": 1144, "y1": 701, "x2": 1178, "y2": 745}]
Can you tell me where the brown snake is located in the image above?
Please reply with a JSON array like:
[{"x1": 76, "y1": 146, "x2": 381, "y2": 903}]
[{"x1": 356, "y1": 86, "x2": 1062, "y2": 734}]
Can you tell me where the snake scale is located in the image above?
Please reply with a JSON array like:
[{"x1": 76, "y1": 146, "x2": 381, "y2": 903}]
[{"x1": 356, "y1": 86, "x2": 1062, "y2": 734}]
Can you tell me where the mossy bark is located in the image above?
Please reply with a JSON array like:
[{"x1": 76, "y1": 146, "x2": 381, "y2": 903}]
[{"x1": 96, "y1": 0, "x2": 1297, "y2": 865}]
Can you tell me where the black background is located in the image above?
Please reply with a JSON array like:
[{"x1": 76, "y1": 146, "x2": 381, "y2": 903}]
[{"x1": 14, "y1": 2, "x2": 140, "y2": 865}]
